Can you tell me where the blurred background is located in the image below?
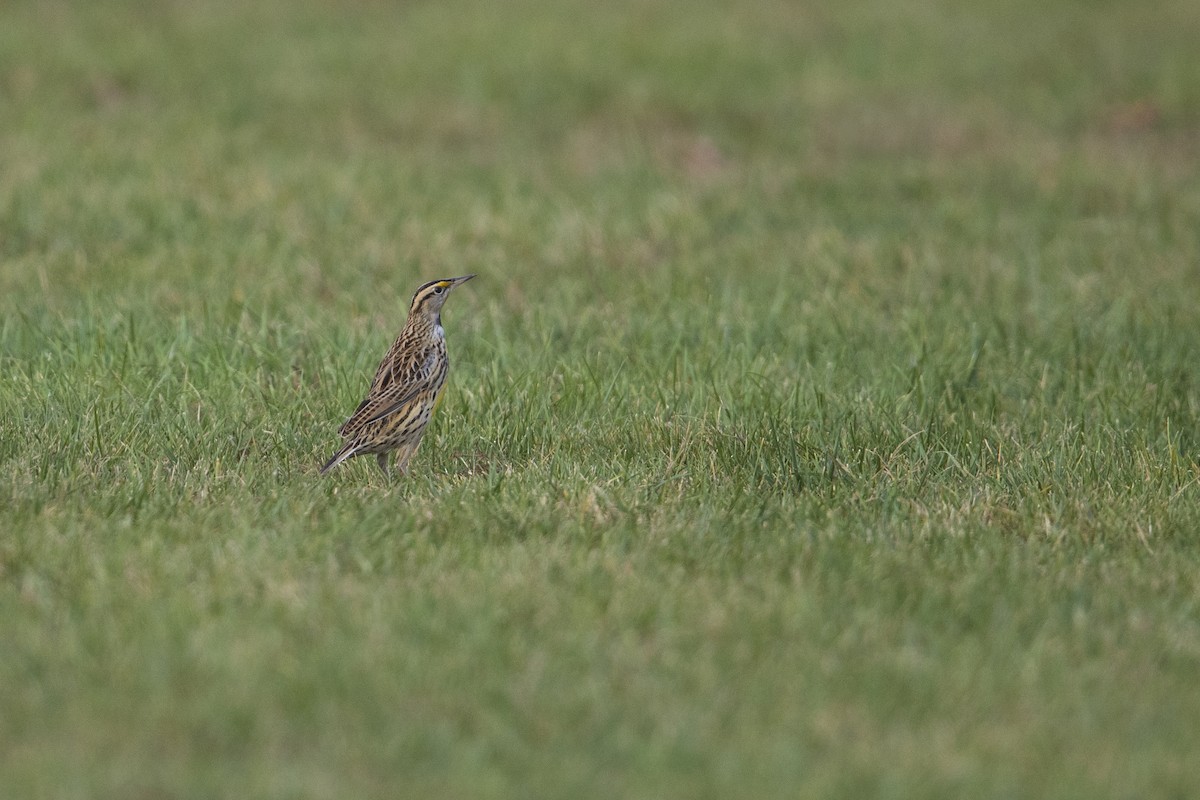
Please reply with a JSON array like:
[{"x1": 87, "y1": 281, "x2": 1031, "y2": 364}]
[{"x1": 3, "y1": 0, "x2": 1196, "y2": 320}]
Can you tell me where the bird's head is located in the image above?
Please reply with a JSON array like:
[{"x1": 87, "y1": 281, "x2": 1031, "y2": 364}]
[{"x1": 409, "y1": 275, "x2": 475, "y2": 318}]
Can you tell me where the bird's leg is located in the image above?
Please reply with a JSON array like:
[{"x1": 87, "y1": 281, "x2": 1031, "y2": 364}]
[
  {"x1": 395, "y1": 447, "x2": 415, "y2": 476},
  {"x1": 376, "y1": 452, "x2": 391, "y2": 477}
]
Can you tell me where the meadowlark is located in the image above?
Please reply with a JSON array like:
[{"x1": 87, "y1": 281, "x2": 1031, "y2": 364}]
[{"x1": 320, "y1": 275, "x2": 475, "y2": 477}]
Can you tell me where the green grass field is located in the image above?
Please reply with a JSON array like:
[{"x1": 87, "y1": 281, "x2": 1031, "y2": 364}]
[{"x1": 3, "y1": 0, "x2": 1200, "y2": 797}]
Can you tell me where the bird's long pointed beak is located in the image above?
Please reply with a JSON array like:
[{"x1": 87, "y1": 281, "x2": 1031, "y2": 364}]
[{"x1": 450, "y1": 274, "x2": 476, "y2": 286}]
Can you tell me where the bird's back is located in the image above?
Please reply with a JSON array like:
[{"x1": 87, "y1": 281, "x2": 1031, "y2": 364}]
[{"x1": 338, "y1": 316, "x2": 446, "y2": 438}]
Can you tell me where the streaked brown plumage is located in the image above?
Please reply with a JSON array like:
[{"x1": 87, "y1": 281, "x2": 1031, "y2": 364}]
[{"x1": 320, "y1": 275, "x2": 475, "y2": 476}]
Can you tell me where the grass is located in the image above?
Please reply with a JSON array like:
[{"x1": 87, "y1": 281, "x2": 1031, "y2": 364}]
[{"x1": 2, "y1": 0, "x2": 1200, "y2": 797}]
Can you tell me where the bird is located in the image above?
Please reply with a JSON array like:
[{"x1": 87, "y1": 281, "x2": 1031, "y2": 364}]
[{"x1": 320, "y1": 275, "x2": 475, "y2": 477}]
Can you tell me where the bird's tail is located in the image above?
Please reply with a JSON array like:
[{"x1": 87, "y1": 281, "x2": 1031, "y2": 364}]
[{"x1": 319, "y1": 441, "x2": 357, "y2": 475}]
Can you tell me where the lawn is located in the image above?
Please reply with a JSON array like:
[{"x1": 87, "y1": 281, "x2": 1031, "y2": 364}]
[{"x1": 2, "y1": 0, "x2": 1199, "y2": 797}]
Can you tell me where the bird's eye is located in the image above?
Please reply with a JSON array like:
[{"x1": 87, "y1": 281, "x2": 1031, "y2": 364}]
[{"x1": 434, "y1": 286, "x2": 446, "y2": 294}]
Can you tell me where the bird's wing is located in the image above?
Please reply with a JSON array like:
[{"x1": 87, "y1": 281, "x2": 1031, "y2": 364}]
[
  {"x1": 338, "y1": 348, "x2": 439, "y2": 437},
  {"x1": 359, "y1": 384, "x2": 429, "y2": 428},
  {"x1": 338, "y1": 385, "x2": 421, "y2": 437}
]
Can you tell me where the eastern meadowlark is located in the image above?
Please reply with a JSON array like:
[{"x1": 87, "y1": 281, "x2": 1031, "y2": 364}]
[{"x1": 320, "y1": 275, "x2": 475, "y2": 476}]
